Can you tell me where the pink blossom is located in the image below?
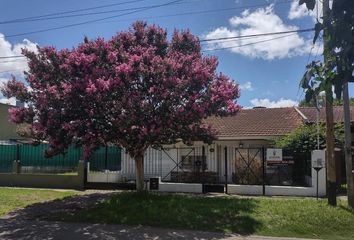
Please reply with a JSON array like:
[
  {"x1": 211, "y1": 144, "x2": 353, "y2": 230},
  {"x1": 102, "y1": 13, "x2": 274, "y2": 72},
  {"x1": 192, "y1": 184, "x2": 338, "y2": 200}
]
[
  {"x1": 115, "y1": 63, "x2": 131, "y2": 75},
  {"x1": 86, "y1": 83, "x2": 97, "y2": 94},
  {"x1": 0, "y1": 21, "x2": 240, "y2": 163},
  {"x1": 107, "y1": 52, "x2": 117, "y2": 63}
]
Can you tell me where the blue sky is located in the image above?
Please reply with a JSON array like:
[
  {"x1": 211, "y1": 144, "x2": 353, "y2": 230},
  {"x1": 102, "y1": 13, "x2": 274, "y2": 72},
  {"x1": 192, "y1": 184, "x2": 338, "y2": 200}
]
[{"x1": 0, "y1": 0, "x2": 352, "y2": 107}]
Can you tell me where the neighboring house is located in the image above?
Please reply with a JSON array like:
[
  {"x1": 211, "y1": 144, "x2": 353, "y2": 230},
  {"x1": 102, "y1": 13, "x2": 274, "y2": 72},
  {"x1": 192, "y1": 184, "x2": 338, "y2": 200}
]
[
  {"x1": 0, "y1": 103, "x2": 21, "y2": 141},
  {"x1": 299, "y1": 106, "x2": 354, "y2": 145}
]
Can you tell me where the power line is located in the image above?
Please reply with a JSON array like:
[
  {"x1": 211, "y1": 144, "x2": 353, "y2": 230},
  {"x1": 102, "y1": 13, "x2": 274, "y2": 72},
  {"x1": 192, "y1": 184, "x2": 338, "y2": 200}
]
[
  {"x1": 0, "y1": 0, "x2": 293, "y2": 39},
  {"x1": 202, "y1": 33, "x2": 298, "y2": 52},
  {"x1": 0, "y1": 0, "x2": 292, "y2": 25},
  {"x1": 100, "y1": 0, "x2": 293, "y2": 24},
  {"x1": 0, "y1": 0, "x2": 145, "y2": 24},
  {"x1": 1, "y1": 0, "x2": 182, "y2": 39},
  {"x1": 297, "y1": 34, "x2": 323, "y2": 103},
  {"x1": 200, "y1": 28, "x2": 314, "y2": 42},
  {"x1": 0, "y1": 30, "x2": 314, "y2": 62},
  {"x1": 0, "y1": 55, "x2": 25, "y2": 59}
]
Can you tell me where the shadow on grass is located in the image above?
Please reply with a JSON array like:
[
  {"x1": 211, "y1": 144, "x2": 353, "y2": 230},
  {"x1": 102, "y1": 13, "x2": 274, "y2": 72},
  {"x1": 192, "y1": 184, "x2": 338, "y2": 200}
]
[
  {"x1": 0, "y1": 192, "x2": 262, "y2": 239},
  {"x1": 338, "y1": 205, "x2": 354, "y2": 214},
  {"x1": 63, "y1": 191, "x2": 262, "y2": 235},
  {"x1": 1, "y1": 192, "x2": 115, "y2": 221}
]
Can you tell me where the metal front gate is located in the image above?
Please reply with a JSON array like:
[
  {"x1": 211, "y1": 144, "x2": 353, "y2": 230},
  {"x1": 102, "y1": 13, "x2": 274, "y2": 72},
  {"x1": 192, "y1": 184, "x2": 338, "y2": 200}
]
[
  {"x1": 232, "y1": 147, "x2": 311, "y2": 190},
  {"x1": 234, "y1": 148, "x2": 265, "y2": 185},
  {"x1": 160, "y1": 145, "x2": 225, "y2": 193},
  {"x1": 161, "y1": 146, "x2": 203, "y2": 183}
]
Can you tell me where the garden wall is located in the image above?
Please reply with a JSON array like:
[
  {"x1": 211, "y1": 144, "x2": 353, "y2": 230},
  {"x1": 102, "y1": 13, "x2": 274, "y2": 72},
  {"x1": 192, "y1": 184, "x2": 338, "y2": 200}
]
[{"x1": 0, "y1": 161, "x2": 85, "y2": 190}]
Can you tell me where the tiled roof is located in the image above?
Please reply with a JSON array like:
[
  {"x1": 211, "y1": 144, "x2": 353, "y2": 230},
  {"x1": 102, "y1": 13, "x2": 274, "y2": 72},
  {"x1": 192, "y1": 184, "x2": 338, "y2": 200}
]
[
  {"x1": 204, "y1": 107, "x2": 304, "y2": 139},
  {"x1": 298, "y1": 106, "x2": 354, "y2": 123}
]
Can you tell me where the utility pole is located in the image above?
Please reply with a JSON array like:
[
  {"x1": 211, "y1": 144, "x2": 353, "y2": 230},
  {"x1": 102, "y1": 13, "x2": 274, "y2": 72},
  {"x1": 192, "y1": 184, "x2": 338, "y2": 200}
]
[
  {"x1": 343, "y1": 79, "x2": 354, "y2": 208},
  {"x1": 323, "y1": 0, "x2": 337, "y2": 206}
]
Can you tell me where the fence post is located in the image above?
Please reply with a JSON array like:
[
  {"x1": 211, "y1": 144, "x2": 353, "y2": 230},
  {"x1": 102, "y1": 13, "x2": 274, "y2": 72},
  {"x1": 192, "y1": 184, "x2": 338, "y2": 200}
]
[
  {"x1": 202, "y1": 145, "x2": 205, "y2": 194},
  {"x1": 224, "y1": 147, "x2": 228, "y2": 194},
  {"x1": 262, "y1": 147, "x2": 266, "y2": 196},
  {"x1": 78, "y1": 160, "x2": 86, "y2": 190},
  {"x1": 12, "y1": 160, "x2": 21, "y2": 174},
  {"x1": 16, "y1": 144, "x2": 20, "y2": 162},
  {"x1": 105, "y1": 145, "x2": 108, "y2": 170}
]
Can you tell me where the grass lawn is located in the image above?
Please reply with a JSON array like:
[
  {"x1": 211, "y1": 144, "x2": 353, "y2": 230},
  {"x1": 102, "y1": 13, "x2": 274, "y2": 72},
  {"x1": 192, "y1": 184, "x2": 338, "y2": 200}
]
[
  {"x1": 63, "y1": 192, "x2": 354, "y2": 240},
  {"x1": 0, "y1": 187, "x2": 76, "y2": 216}
]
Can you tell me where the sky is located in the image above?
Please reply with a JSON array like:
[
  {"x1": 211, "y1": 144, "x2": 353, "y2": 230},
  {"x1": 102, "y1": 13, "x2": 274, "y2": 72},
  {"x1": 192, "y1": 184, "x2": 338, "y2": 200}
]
[{"x1": 0, "y1": 0, "x2": 352, "y2": 108}]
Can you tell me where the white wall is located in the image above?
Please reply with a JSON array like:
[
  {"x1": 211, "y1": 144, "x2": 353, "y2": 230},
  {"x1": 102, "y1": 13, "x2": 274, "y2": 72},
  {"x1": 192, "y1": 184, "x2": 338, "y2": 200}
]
[
  {"x1": 120, "y1": 141, "x2": 327, "y2": 197},
  {"x1": 121, "y1": 146, "x2": 178, "y2": 181},
  {"x1": 228, "y1": 185, "x2": 263, "y2": 195},
  {"x1": 158, "y1": 182, "x2": 203, "y2": 193},
  {"x1": 227, "y1": 166, "x2": 326, "y2": 197},
  {"x1": 87, "y1": 162, "x2": 123, "y2": 183}
]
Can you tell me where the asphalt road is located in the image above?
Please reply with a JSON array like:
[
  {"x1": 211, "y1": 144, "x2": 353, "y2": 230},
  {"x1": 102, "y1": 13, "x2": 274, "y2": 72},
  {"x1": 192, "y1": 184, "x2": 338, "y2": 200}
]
[{"x1": 0, "y1": 219, "x2": 317, "y2": 240}]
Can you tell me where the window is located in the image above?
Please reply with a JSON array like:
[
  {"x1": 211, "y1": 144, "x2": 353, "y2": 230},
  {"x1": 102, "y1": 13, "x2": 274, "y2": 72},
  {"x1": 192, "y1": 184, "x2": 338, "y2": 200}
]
[{"x1": 180, "y1": 155, "x2": 206, "y2": 171}]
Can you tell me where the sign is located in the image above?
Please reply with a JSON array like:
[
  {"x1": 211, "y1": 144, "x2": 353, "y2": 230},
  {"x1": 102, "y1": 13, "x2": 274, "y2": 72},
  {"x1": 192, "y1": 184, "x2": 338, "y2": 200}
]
[
  {"x1": 312, "y1": 150, "x2": 325, "y2": 169},
  {"x1": 267, "y1": 160, "x2": 294, "y2": 166},
  {"x1": 266, "y1": 148, "x2": 282, "y2": 161}
]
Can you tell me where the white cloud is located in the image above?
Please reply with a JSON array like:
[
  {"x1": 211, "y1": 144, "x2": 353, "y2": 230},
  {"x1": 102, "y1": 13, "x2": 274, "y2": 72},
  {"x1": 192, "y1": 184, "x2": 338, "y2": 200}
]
[
  {"x1": 288, "y1": 0, "x2": 332, "y2": 22},
  {"x1": 204, "y1": 5, "x2": 313, "y2": 60},
  {"x1": 0, "y1": 33, "x2": 37, "y2": 75},
  {"x1": 0, "y1": 77, "x2": 16, "y2": 105},
  {"x1": 239, "y1": 81, "x2": 253, "y2": 91},
  {"x1": 250, "y1": 98, "x2": 298, "y2": 108},
  {"x1": 288, "y1": 0, "x2": 316, "y2": 20},
  {"x1": 0, "y1": 34, "x2": 37, "y2": 105}
]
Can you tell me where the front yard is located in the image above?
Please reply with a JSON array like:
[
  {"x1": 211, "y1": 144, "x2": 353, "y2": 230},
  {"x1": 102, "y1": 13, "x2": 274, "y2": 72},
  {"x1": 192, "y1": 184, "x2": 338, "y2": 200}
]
[
  {"x1": 1, "y1": 188, "x2": 353, "y2": 239},
  {"x1": 0, "y1": 187, "x2": 76, "y2": 216},
  {"x1": 62, "y1": 192, "x2": 354, "y2": 240}
]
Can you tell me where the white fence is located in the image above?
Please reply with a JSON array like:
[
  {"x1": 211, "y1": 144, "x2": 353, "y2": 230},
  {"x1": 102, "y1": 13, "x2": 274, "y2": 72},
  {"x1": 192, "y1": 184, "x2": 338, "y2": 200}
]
[
  {"x1": 91, "y1": 144, "x2": 327, "y2": 197},
  {"x1": 120, "y1": 144, "x2": 219, "y2": 181}
]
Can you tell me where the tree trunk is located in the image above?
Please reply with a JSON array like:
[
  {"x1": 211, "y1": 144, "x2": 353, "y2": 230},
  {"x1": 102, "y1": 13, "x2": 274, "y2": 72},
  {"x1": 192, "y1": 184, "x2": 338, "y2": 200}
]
[
  {"x1": 343, "y1": 81, "x2": 354, "y2": 208},
  {"x1": 135, "y1": 154, "x2": 145, "y2": 191},
  {"x1": 323, "y1": 0, "x2": 336, "y2": 206},
  {"x1": 325, "y1": 88, "x2": 337, "y2": 206}
]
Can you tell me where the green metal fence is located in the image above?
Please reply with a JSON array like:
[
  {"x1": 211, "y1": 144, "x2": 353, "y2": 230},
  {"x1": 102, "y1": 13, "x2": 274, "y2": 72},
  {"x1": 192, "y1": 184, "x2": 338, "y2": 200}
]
[
  {"x1": 0, "y1": 143, "x2": 121, "y2": 173},
  {"x1": 0, "y1": 144, "x2": 16, "y2": 173},
  {"x1": 89, "y1": 145, "x2": 121, "y2": 171}
]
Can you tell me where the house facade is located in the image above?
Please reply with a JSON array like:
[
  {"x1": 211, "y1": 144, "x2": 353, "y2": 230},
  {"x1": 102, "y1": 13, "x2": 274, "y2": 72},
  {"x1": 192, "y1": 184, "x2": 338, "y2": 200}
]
[
  {"x1": 1, "y1": 103, "x2": 351, "y2": 195},
  {"x1": 120, "y1": 107, "x2": 311, "y2": 185},
  {"x1": 0, "y1": 103, "x2": 21, "y2": 141}
]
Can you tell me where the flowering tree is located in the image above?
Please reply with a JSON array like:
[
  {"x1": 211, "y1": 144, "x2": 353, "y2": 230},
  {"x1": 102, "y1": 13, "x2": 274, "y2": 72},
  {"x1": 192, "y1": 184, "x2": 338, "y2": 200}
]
[{"x1": 1, "y1": 22, "x2": 240, "y2": 190}]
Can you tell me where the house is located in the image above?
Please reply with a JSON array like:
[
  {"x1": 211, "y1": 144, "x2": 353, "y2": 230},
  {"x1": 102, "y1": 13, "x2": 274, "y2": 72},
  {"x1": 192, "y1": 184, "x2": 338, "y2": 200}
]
[
  {"x1": 116, "y1": 106, "x2": 352, "y2": 193},
  {"x1": 0, "y1": 103, "x2": 22, "y2": 141},
  {"x1": 299, "y1": 106, "x2": 354, "y2": 145},
  {"x1": 120, "y1": 107, "x2": 322, "y2": 182}
]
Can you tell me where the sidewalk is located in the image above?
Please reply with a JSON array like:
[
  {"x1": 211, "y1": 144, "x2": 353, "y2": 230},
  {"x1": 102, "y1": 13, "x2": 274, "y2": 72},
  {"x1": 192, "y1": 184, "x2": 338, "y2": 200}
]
[{"x1": 0, "y1": 219, "x2": 317, "y2": 240}]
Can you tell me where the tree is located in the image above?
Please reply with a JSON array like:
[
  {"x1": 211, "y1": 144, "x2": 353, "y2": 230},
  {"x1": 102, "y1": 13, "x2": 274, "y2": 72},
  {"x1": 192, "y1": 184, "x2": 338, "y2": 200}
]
[
  {"x1": 274, "y1": 123, "x2": 344, "y2": 153},
  {"x1": 299, "y1": 98, "x2": 354, "y2": 107},
  {"x1": 1, "y1": 22, "x2": 240, "y2": 191},
  {"x1": 299, "y1": 0, "x2": 354, "y2": 207}
]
